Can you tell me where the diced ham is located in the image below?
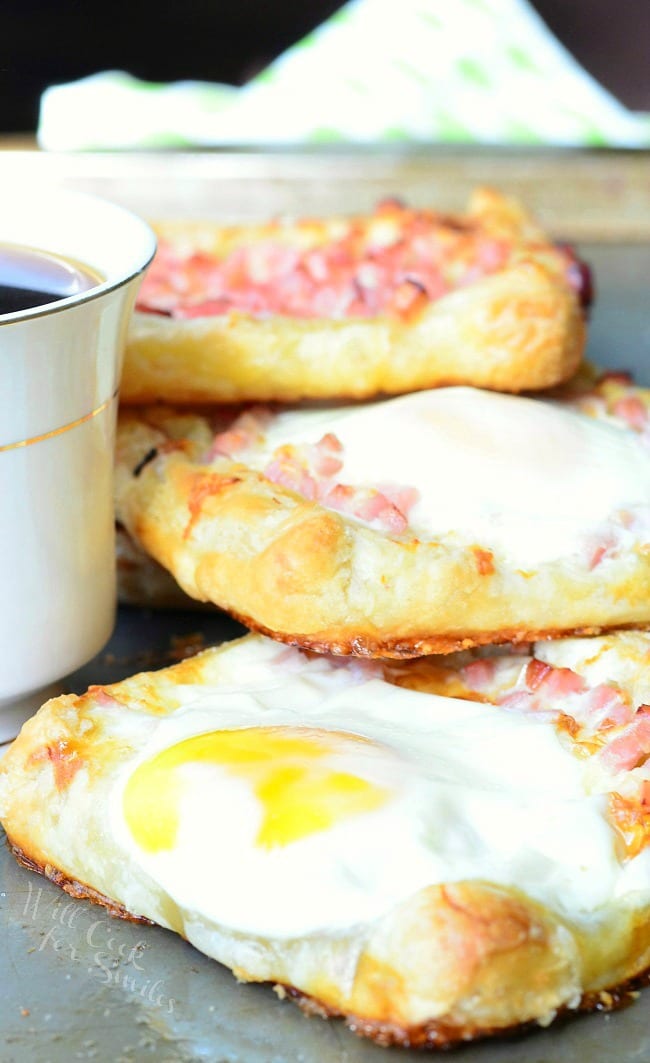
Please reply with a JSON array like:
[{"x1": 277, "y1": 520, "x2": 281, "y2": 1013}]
[
  {"x1": 475, "y1": 237, "x2": 509, "y2": 271},
  {"x1": 257, "y1": 432, "x2": 418, "y2": 535},
  {"x1": 320, "y1": 482, "x2": 354, "y2": 508},
  {"x1": 136, "y1": 203, "x2": 584, "y2": 322},
  {"x1": 208, "y1": 428, "x2": 253, "y2": 459},
  {"x1": 87, "y1": 687, "x2": 122, "y2": 708},
  {"x1": 599, "y1": 711, "x2": 650, "y2": 773},
  {"x1": 510, "y1": 662, "x2": 632, "y2": 736},
  {"x1": 478, "y1": 659, "x2": 630, "y2": 738},
  {"x1": 525, "y1": 658, "x2": 552, "y2": 690},
  {"x1": 174, "y1": 299, "x2": 234, "y2": 319},
  {"x1": 377, "y1": 485, "x2": 420, "y2": 516},
  {"x1": 612, "y1": 396, "x2": 649, "y2": 431},
  {"x1": 353, "y1": 492, "x2": 409, "y2": 533},
  {"x1": 314, "y1": 453, "x2": 343, "y2": 477},
  {"x1": 460, "y1": 658, "x2": 498, "y2": 691},
  {"x1": 580, "y1": 684, "x2": 634, "y2": 730},
  {"x1": 321, "y1": 484, "x2": 410, "y2": 534},
  {"x1": 206, "y1": 407, "x2": 273, "y2": 460},
  {"x1": 587, "y1": 533, "x2": 618, "y2": 569},
  {"x1": 311, "y1": 434, "x2": 344, "y2": 477},
  {"x1": 204, "y1": 408, "x2": 416, "y2": 537},
  {"x1": 262, "y1": 453, "x2": 416, "y2": 535},
  {"x1": 497, "y1": 690, "x2": 558, "y2": 723},
  {"x1": 535, "y1": 666, "x2": 585, "y2": 699},
  {"x1": 264, "y1": 455, "x2": 318, "y2": 501}
]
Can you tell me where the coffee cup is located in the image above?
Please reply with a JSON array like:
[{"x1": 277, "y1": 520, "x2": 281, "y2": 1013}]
[{"x1": 0, "y1": 187, "x2": 155, "y2": 741}]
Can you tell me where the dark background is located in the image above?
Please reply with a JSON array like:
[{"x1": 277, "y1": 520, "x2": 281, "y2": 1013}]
[{"x1": 1, "y1": 0, "x2": 648, "y2": 135}]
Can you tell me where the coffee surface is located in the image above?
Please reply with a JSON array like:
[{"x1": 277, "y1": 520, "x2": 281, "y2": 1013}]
[{"x1": 0, "y1": 243, "x2": 100, "y2": 315}]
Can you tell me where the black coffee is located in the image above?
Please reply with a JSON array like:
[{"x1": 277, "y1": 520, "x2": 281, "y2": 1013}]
[{"x1": 0, "y1": 243, "x2": 100, "y2": 315}]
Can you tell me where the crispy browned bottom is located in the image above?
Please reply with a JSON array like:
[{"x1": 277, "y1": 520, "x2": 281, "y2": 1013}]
[
  {"x1": 7, "y1": 836, "x2": 649, "y2": 1050},
  {"x1": 227, "y1": 608, "x2": 650, "y2": 659},
  {"x1": 8, "y1": 838, "x2": 152, "y2": 925},
  {"x1": 283, "y1": 980, "x2": 649, "y2": 1051}
]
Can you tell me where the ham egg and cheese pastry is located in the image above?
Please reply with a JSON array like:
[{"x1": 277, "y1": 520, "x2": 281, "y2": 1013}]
[
  {"x1": 2, "y1": 631, "x2": 650, "y2": 1048},
  {"x1": 115, "y1": 378, "x2": 650, "y2": 657},
  {"x1": 123, "y1": 189, "x2": 588, "y2": 404}
]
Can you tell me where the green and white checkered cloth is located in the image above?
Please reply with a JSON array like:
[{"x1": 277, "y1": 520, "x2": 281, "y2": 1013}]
[{"x1": 38, "y1": 0, "x2": 650, "y2": 149}]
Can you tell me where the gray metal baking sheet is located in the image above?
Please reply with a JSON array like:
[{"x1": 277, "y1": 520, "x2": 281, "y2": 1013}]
[{"x1": 2, "y1": 240, "x2": 650, "y2": 1062}]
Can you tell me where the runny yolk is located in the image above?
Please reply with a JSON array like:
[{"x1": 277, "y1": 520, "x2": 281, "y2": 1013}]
[{"x1": 123, "y1": 726, "x2": 390, "y2": 853}]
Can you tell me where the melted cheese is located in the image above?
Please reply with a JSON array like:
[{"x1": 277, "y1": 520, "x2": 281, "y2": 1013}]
[
  {"x1": 113, "y1": 636, "x2": 650, "y2": 939},
  {"x1": 251, "y1": 387, "x2": 650, "y2": 566}
]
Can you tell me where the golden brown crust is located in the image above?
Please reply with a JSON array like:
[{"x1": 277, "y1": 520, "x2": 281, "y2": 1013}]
[
  {"x1": 114, "y1": 403, "x2": 650, "y2": 657},
  {"x1": 122, "y1": 189, "x2": 586, "y2": 404}
]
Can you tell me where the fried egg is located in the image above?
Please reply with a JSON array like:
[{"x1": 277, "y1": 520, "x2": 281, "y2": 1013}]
[
  {"x1": 103, "y1": 635, "x2": 638, "y2": 939},
  {"x1": 3, "y1": 632, "x2": 650, "y2": 1046}
]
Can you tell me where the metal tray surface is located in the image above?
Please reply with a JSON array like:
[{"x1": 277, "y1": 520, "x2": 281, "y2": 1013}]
[{"x1": 2, "y1": 236, "x2": 650, "y2": 1062}]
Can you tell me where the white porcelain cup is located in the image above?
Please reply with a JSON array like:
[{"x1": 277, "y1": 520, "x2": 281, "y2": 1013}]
[{"x1": 0, "y1": 188, "x2": 156, "y2": 741}]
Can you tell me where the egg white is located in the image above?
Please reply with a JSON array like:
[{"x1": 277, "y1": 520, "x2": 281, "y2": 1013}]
[
  {"x1": 248, "y1": 387, "x2": 650, "y2": 567},
  {"x1": 109, "y1": 635, "x2": 649, "y2": 939}
]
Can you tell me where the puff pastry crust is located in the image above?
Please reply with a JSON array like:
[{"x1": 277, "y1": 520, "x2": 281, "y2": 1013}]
[
  {"x1": 2, "y1": 632, "x2": 650, "y2": 1048},
  {"x1": 114, "y1": 378, "x2": 650, "y2": 657},
  {"x1": 123, "y1": 189, "x2": 587, "y2": 404}
]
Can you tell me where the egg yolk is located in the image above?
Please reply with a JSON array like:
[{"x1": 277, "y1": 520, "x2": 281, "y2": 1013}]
[{"x1": 123, "y1": 726, "x2": 391, "y2": 853}]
